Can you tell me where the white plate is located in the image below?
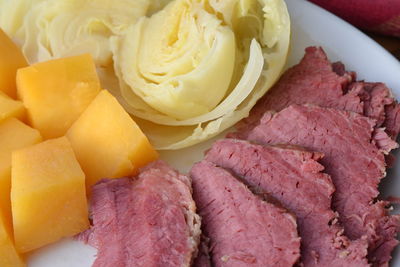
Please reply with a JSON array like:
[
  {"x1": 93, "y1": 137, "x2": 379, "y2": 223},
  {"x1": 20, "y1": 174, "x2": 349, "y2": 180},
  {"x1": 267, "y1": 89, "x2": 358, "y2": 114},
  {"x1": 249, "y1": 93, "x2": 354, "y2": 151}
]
[{"x1": 27, "y1": 0, "x2": 400, "y2": 266}]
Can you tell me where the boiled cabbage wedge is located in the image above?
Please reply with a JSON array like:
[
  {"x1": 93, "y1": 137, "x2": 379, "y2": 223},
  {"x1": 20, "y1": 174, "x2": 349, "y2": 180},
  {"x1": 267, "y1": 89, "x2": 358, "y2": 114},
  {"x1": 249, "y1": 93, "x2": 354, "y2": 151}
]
[
  {"x1": 0, "y1": 0, "x2": 163, "y2": 65},
  {"x1": 112, "y1": 0, "x2": 290, "y2": 149}
]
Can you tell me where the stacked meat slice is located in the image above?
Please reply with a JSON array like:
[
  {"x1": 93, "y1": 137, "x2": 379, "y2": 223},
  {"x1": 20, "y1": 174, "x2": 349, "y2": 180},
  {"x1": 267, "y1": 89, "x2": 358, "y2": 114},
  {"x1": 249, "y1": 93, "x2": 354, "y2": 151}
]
[
  {"x1": 237, "y1": 47, "x2": 400, "y2": 141},
  {"x1": 79, "y1": 160, "x2": 303, "y2": 267},
  {"x1": 222, "y1": 47, "x2": 400, "y2": 266},
  {"x1": 233, "y1": 105, "x2": 399, "y2": 266},
  {"x1": 206, "y1": 139, "x2": 368, "y2": 267},
  {"x1": 79, "y1": 161, "x2": 201, "y2": 267},
  {"x1": 191, "y1": 161, "x2": 301, "y2": 267},
  {"x1": 199, "y1": 140, "x2": 369, "y2": 266}
]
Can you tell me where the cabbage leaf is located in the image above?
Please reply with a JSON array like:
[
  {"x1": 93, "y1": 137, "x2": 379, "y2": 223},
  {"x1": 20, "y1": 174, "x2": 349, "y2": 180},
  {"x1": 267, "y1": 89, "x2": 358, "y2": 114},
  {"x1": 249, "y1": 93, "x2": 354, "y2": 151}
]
[
  {"x1": 112, "y1": 0, "x2": 290, "y2": 149},
  {"x1": 0, "y1": 0, "x2": 164, "y2": 65}
]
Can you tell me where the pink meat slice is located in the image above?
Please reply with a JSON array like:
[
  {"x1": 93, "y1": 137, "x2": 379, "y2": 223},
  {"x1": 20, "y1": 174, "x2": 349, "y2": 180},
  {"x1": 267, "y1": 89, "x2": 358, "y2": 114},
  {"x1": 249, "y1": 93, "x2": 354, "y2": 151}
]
[
  {"x1": 205, "y1": 139, "x2": 369, "y2": 266},
  {"x1": 238, "y1": 46, "x2": 361, "y2": 134},
  {"x1": 239, "y1": 105, "x2": 400, "y2": 266},
  {"x1": 79, "y1": 161, "x2": 201, "y2": 267},
  {"x1": 237, "y1": 47, "x2": 400, "y2": 140},
  {"x1": 190, "y1": 161, "x2": 301, "y2": 267}
]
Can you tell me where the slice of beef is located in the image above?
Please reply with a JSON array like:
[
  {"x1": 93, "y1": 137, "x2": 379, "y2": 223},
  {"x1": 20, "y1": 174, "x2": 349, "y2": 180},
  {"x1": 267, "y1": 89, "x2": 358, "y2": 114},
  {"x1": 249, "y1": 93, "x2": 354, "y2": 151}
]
[
  {"x1": 238, "y1": 105, "x2": 400, "y2": 266},
  {"x1": 205, "y1": 139, "x2": 369, "y2": 267},
  {"x1": 237, "y1": 46, "x2": 361, "y2": 135},
  {"x1": 190, "y1": 161, "x2": 301, "y2": 267},
  {"x1": 237, "y1": 47, "x2": 400, "y2": 140},
  {"x1": 79, "y1": 161, "x2": 201, "y2": 267}
]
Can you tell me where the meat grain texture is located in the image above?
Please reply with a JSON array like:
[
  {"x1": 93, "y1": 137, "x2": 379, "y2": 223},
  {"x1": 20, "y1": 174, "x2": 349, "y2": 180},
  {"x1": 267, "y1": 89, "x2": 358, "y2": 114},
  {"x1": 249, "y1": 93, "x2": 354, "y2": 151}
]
[
  {"x1": 205, "y1": 139, "x2": 369, "y2": 267},
  {"x1": 234, "y1": 105, "x2": 399, "y2": 266},
  {"x1": 231, "y1": 46, "x2": 400, "y2": 266},
  {"x1": 79, "y1": 161, "x2": 201, "y2": 267},
  {"x1": 190, "y1": 161, "x2": 301, "y2": 267},
  {"x1": 237, "y1": 47, "x2": 400, "y2": 140}
]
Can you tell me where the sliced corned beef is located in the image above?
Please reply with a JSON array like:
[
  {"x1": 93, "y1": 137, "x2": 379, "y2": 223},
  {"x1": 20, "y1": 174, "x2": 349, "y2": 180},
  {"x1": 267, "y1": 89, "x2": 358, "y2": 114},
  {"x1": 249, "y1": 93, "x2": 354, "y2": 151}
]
[
  {"x1": 79, "y1": 161, "x2": 201, "y2": 267},
  {"x1": 237, "y1": 47, "x2": 400, "y2": 140},
  {"x1": 190, "y1": 161, "x2": 301, "y2": 267},
  {"x1": 205, "y1": 139, "x2": 369, "y2": 267},
  {"x1": 237, "y1": 46, "x2": 361, "y2": 134},
  {"x1": 238, "y1": 105, "x2": 400, "y2": 266}
]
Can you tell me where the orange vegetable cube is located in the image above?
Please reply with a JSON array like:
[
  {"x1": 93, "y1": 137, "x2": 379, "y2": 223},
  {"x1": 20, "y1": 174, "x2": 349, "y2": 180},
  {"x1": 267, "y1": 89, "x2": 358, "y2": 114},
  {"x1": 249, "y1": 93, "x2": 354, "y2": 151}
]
[
  {"x1": 11, "y1": 137, "x2": 89, "y2": 253},
  {"x1": 67, "y1": 90, "x2": 158, "y2": 190},
  {"x1": 16, "y1": 54, "x2": 101, "y2": 139},
  {"x1": 0, "y1": 118, "x2": 42, "y2": 233}
]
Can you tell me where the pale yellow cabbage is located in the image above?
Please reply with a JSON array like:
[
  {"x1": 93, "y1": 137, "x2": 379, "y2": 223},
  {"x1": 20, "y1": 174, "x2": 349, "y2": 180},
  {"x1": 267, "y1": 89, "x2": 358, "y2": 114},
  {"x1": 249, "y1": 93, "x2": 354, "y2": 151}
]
[
  {"x1": 112, "y1": 0, "x2": 237, "y2": 120},
  {"x1": 0, "y1": 0, "x2": 153, "y2": 65},
  {"x1": 0, "y1": 0, "x2": 43, "y2": 39},
  {"x1": 112, "y1": 0, "x2": 290, "y2": 149}
]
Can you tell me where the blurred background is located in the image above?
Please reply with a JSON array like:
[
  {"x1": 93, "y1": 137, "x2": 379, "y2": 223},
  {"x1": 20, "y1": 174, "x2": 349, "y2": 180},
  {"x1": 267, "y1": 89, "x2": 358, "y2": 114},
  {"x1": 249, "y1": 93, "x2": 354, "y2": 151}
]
[{"x1": 308, "y1": 0, "x2": 400, "y2": 60}]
